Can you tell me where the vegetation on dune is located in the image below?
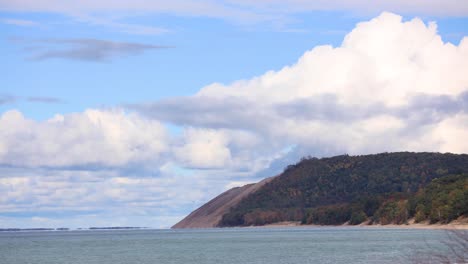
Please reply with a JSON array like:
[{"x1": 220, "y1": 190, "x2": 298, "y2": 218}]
[
  {"x1": 218, "y1": 152, "x2": 468, "y2": 227},
  {"x1": 409, "y1": 174, "x2": 468, "y2": 224}
]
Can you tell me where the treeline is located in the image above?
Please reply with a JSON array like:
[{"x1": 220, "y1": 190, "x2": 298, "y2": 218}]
[
  {"x1": 219, "y1": 152, "x2": 468, "y2": 227},
  {"x1": 302, "y1": 174, "x2": 467, "y2": 225}
]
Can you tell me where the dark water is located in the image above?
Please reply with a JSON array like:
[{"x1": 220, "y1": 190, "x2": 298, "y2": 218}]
[{"x1": 0, "y1": 227, "x2": 450, "y2": 264}]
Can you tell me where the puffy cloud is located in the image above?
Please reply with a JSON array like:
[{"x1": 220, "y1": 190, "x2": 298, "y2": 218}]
[
  {"x1": 172, "y1": 127, "x2": 283, "y2": 172},
  {"x1": 134, "y1": 12, "x2": 468, "y2": 156},
  {"x1": 0, "y1": 109, "x2": 168, "y2": 167},
  {"x1": 197, "y1": 13, "x2": 467, "y2": 104},
  {"x1": 0, "y1": 165, "x2": 243, "y2": 228},
  {"x1": 174, "y1": 128, "x2": 232, "y2": 169},
  {"x1": 429, "y1": 114, "x2": 468, "y2": 153}
]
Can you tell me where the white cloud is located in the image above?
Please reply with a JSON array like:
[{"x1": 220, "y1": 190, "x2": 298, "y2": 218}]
[
  {"x1": 430, "y1": 113, "x2": 468, "y2": 153},
  {"x1": 0, "y1": 109, "x2": 168, "y2": 167},
  {"x1": 136, "y1": 12, "x2": 468, "y2": 157},
  {"x1": 0, "y1": 165, "x2": 236, "y2": 228},
  {"x1": 174, "y1": 128, "x2": 232, "y2": 169},
  {"x1": 198, "y1": 13, "x2": 468, "y2": 105}
]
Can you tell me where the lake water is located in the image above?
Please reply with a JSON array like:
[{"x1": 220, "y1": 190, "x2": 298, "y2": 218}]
[{"x1": 0, "y1": 227, "x2": 451, "y2": 264}]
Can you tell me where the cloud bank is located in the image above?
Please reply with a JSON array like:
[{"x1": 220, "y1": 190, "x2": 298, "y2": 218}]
[
  {"x1": 0, "y1": 109, "x2": 168, "y2": 167},
  {"x1": 1, "y1": 12, "x2": 467, "y2": 228}
]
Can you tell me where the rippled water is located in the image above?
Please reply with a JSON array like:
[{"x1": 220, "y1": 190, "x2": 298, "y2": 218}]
[{"x1": 0, "y1": 227, "x2": 449, "y2": 264}]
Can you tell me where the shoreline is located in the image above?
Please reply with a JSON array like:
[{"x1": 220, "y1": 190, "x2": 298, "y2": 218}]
[{"x1": 250, "y1": 220, "x2": 468, "y2": 230}]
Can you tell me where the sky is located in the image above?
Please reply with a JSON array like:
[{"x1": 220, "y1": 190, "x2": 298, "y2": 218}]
[{"x1": 1, "y1": 0, "x2": 468, "y2": 229}]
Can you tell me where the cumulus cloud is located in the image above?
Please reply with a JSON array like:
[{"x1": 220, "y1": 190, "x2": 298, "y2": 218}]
[
  {"x1": 172, "y1": 127, "x2": 282, "y2": 171},
  {"x1": 0, "y1": 166, "x2": 214, "y2": 228},
  {"x1": 174, "y1": 128, "x2": 232, "y2": 169},
  {"x1": 196, "y1": 13, "x2": 467, "y2": 104},
  {"x1": 0, "y1": 108, "x2": 275, "y2": 176},
  {"x1": 134, "y1": 12, "x2": 468, "y2": 157},
  {"x1": 19, "y1": 38, "x2": 173, "y2": 62},
  {"x1": 0, "y1": 109, "x2": 168, "y2": 167}
]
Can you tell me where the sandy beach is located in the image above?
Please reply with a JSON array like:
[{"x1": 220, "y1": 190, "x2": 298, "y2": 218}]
[{"x1": 257, "y1": 219, "x2": 468, "y2": 230}]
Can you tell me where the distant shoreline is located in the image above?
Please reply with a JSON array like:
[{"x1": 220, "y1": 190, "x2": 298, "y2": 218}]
[{"x1": 0, "y1": 227, "x2": 147, "y2": 232}]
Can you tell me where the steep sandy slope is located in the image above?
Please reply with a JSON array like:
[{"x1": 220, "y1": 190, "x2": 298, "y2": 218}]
[{"x1": 172, "y1": 176, "x2": 275, "y2": 229}]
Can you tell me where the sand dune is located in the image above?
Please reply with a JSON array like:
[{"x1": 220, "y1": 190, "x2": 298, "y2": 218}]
[{"x1": 172, "y1": 176, "x2": 276, "y2": 229}]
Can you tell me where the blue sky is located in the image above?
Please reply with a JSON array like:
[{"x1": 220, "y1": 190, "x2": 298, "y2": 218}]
[
  {"x1": 1, "y1": 11, "x2": 358, "y2": 119},
  {"x1": 1, "y1": 1, "x2": 468, "y2": 228}
]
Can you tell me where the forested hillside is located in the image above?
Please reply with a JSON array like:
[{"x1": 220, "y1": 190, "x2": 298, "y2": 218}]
[{"x1": 219, "y1": 152, "x2": 468, "y2": 226}]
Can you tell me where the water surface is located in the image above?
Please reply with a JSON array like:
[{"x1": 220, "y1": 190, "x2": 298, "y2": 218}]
[{"x1": 0, "y1": 227, "x2": 449, "y2": 264}]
